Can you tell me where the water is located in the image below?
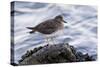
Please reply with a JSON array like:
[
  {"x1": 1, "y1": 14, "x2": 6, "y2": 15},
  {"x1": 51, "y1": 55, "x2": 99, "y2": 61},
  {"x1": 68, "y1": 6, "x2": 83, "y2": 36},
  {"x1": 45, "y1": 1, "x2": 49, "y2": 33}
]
[{"x1": 11, "y1": 1, "x2": 97, "y2": 63}]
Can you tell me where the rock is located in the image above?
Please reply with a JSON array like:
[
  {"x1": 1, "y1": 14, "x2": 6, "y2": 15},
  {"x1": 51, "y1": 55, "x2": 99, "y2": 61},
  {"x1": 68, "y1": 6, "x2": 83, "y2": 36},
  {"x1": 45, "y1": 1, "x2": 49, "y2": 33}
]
[{"x1": 18, "y1": 43, "x2": 96, "y2": 65}]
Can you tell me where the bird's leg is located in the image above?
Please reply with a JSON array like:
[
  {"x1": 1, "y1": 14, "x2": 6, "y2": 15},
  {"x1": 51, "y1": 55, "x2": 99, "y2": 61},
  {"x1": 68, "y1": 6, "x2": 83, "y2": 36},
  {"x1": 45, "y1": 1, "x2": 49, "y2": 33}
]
[
  {"x1": 44, "y1": 36, "x2": 50, "y2": 45},
  {"x1": 46, "y1": 37, "x2": 50, "y2": 45},
  {"x1": 51, "y1": 36, "x2": 56, "y2": 45},
  {"x1": 45, "y1": 36, "x2": 53, "y2": 45},
  {"x1": 62, "y1": 29, "x2": 66, "y2": 44},
  {"x1": 53, "y1": 35, "x2": 57, "y2": 44},
  {"x1": 50, "y1": 37, "x2": 54, "y2": 45}
]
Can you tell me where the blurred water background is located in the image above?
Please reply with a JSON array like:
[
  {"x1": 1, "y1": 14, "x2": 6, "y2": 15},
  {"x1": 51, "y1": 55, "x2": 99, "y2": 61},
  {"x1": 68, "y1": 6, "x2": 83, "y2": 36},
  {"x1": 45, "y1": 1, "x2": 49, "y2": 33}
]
[{"x1": 11, "y1": 1, "x2": 97, "y2": 64}]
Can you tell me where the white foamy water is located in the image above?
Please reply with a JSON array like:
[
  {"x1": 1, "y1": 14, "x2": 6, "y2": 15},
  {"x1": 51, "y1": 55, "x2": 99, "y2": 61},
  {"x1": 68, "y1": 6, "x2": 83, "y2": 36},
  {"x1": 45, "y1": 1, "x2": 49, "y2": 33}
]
[{"x1": 11, "y1": 1, "x2": 97, "y2": 63}]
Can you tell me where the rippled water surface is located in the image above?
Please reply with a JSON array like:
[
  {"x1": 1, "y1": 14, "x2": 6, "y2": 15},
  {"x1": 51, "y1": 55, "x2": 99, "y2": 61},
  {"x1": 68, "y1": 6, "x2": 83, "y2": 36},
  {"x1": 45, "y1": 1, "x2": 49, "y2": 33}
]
[{"x1": 11, "y1": 1, "x2": 97, "y2": 63}]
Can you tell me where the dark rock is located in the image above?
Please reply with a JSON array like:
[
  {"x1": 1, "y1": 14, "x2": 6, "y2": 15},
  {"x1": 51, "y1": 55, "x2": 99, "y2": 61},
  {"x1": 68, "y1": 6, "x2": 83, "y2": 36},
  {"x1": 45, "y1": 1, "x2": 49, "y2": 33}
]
[{"x1": 18, "y1": 43, "x2": 96, "y2": 65}]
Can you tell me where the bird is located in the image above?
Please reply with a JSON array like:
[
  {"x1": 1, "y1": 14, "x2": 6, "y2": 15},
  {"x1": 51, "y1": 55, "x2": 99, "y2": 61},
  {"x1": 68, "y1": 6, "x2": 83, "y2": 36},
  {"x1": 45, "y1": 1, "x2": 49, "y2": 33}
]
[{"x1": 27, "y1": 15, "x2": 67, "y2": 45}]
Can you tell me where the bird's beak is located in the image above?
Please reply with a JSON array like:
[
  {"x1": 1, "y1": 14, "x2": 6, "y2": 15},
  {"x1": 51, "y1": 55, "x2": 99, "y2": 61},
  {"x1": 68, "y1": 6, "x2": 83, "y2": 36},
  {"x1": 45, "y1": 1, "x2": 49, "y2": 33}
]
[{"x1": 63, "y1": 20, "x2": 67, "y2": 23}]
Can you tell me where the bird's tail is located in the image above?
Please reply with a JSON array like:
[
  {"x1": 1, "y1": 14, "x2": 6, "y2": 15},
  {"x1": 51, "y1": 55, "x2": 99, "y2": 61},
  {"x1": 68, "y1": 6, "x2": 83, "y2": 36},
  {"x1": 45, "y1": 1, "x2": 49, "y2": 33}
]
[{"x1": 26, "y1": 27, "x2": 36, "y2": 34}]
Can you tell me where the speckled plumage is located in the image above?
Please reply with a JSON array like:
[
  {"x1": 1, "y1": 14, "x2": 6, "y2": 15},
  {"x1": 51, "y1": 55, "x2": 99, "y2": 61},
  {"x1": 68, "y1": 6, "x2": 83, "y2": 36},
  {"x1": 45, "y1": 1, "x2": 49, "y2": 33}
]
[{"x1": 27, "y1": 15, "x2": 66, "y2": 34}]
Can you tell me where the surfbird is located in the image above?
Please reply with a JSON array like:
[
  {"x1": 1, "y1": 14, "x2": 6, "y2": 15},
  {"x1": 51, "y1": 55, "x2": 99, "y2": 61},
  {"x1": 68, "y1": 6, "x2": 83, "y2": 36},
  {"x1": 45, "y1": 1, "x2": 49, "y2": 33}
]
[{"x1": 27, "y1": 15, "x2": 67, "y2": 44}]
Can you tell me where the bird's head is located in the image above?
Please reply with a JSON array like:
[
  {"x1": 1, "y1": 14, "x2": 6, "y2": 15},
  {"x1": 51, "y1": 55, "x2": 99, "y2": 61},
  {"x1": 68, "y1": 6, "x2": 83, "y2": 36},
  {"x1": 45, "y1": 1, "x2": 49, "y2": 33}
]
[{"x1": 54, "y1": 15, "x2": 67, "y2": 23}]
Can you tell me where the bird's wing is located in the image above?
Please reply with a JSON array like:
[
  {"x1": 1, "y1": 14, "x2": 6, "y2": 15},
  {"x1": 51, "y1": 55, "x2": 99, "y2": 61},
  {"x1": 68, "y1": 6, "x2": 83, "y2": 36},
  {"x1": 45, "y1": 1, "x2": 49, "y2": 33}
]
[
  {"x1": 35, "y1": 19, "x2": 58, "y2": 34},
  {"x1": 36, "y1": 19, "x2": 56, "y2": 29}
]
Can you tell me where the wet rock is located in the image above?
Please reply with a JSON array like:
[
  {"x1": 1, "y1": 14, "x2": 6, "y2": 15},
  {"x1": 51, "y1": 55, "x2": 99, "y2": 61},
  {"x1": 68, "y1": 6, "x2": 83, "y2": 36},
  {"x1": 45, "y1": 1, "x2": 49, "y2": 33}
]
[{"x1": 18, "y1": 43, "x2": 96, "y2": 65}]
